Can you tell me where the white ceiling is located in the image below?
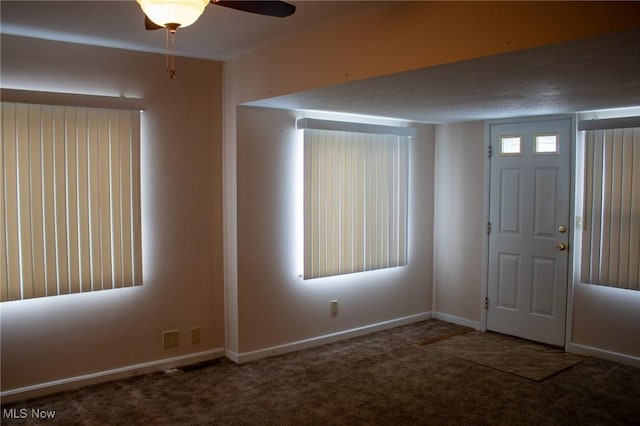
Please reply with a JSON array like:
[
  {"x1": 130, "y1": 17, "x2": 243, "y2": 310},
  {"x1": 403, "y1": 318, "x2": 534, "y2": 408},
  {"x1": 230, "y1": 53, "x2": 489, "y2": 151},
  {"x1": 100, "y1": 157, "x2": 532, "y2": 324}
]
[
  {"x1": 251, "y1": 26, "x2": 640, "y2": 123},
  {"x1": 2, "y1": 1, "x2": 640, "y2": 123},
  {"x1": 0, "y1": 0, "x2": 393, "y2": 60}
]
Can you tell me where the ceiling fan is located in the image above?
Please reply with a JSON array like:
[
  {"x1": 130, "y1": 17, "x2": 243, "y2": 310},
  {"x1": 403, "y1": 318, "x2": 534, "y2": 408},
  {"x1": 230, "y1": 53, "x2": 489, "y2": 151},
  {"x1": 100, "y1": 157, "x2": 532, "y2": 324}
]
[{"x1": 136, "y1": 0, "x2": 296, "y2": 77}]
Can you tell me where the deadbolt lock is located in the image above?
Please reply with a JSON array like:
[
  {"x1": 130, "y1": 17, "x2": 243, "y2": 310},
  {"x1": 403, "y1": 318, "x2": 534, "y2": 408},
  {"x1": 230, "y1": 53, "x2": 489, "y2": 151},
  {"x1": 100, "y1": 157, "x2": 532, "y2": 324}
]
[{"x1": 558, "y1": 225, "x2": 567, "y2": 233}]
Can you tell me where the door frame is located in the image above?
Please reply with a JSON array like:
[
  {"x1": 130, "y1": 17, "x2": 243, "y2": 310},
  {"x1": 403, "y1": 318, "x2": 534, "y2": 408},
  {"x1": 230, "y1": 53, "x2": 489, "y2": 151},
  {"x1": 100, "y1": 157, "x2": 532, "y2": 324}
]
[{"x1": 481, "y1": 114, "x2": 577, "y2": 347}]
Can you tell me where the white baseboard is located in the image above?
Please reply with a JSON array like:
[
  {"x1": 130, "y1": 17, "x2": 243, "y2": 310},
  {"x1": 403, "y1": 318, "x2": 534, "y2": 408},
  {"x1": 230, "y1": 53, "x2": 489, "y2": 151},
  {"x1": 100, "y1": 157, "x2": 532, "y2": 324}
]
[
  {"x1": 2, "y1": 312, "x2": 467, "y2": 401},
  {"x1": 231, "y1": 312, "x2": 433, "y2": 364},
  {"x1": 433, "y1": 312, "x2": 481, "y2": 330},
  {"x1": 566, "y1": 342, "x2": 640, "y2": 368},
  {"x1": 1, "y1": 348, "x2": 225, "y2": 403}
]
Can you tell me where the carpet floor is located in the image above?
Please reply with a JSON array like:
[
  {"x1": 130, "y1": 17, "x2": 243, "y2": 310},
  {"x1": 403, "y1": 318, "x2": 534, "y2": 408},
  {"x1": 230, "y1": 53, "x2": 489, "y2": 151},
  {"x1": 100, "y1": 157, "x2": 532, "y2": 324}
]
[{"x1": 2, "y1": 319, "x2": 639, "y2": 425}]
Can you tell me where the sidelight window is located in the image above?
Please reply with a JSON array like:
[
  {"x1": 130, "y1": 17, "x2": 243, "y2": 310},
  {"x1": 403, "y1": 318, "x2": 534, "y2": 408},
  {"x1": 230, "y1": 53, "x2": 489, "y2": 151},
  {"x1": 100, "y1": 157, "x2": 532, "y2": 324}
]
[{"x1": 580, "y1": 125, "x2": 639, "y2": 291}]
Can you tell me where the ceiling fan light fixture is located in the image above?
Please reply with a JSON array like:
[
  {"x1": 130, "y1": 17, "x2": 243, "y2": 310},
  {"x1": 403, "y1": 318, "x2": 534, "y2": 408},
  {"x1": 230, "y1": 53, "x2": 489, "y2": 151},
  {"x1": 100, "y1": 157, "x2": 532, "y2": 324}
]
[{"x1": 137, "y1": 0, "x2": 209, "y2": 29}]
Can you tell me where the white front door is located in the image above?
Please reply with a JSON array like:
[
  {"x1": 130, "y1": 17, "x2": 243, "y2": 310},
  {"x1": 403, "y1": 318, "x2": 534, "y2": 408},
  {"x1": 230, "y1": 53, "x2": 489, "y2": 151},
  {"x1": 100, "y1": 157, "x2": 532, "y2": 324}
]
[{"x1": 487, "y1": 117, "x2": 572, "y2": 347}]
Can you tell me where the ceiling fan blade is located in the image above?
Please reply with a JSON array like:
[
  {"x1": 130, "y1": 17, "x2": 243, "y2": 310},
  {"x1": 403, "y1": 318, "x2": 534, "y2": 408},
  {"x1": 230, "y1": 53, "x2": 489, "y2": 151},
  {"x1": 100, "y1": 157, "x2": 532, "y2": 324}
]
[
  {"x1": 144, "y1": 14, "x2": 164, "y2": 30},
  {"x1": 212, "y1": 1, "x2": 296, "y2": 18}
]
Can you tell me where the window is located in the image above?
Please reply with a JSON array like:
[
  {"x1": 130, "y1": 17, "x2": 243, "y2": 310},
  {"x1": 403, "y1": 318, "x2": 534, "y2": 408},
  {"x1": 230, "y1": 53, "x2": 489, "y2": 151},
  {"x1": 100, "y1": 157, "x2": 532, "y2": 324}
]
[
  {"x1": 298, "y1": 118, "x2": 413, "y2": 279},
  {"x1": 580, "y1": 126, "x2": 639, "y2": 291},
  {"x1": 500, "y1": 135, "x2": 522, "y2": 155},
  {"x1": 534, "y1": 133, "x2": 559, "y2": 154},
  {"x1": 1, "y1": 102, "x2": 142, "y2": 301}
]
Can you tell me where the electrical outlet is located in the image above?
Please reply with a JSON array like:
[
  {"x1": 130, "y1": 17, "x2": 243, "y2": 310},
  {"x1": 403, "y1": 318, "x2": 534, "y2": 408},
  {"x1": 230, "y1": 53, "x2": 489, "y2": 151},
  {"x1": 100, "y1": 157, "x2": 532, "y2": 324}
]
[
  {"x1": 330, "y1": 299, "x2": 338, "y2": 316},
  {"x1": 163, "y1": 330, "x2": 179, "y2": 348},
  {"x1": 190, "y1": 327, "x2": 201, "y2": 344}
]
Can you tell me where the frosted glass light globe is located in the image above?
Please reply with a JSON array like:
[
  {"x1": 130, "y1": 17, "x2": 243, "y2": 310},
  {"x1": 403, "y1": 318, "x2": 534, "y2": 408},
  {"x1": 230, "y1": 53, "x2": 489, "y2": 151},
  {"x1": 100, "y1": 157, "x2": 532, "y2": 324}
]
[{"x1": 137, "y1": 0, "x2": 209, "y2": 28}]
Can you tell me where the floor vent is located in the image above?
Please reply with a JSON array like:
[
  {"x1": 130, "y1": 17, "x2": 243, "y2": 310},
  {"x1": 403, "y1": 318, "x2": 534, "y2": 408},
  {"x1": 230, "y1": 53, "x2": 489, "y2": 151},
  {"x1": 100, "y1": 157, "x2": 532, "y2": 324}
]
[{"x1": 177, "y1": 358, "x2": 226, "y2": 372}]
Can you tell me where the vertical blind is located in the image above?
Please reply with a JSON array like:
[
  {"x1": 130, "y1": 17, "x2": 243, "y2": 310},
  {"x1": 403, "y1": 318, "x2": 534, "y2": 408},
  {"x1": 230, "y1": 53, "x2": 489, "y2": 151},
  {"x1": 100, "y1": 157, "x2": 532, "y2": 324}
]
[
  {"x1": 581, "y1": 127, "x2": 640, "y2": 291},
  {"x1": 1, "y1": 102, "x2": 142, "y2": 301},
  {"x1": 303, "y1": 127, "x2": 409, "y2": 279}
]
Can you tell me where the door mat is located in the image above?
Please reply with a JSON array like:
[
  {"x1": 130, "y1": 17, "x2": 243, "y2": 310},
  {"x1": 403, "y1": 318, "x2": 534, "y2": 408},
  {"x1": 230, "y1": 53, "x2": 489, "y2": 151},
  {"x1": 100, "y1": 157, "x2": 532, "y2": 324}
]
[
  {"x1": 423, "y1": 331, "x2": 586, "y2": 381},
  {"x1": 415, "y1": 326, "x2": 475, "y2": 346}
]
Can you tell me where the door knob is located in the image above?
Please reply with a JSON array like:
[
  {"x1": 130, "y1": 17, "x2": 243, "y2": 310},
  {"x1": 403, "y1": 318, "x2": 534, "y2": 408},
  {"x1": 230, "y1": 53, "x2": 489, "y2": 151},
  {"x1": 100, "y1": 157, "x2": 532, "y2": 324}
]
[{"x1": 556, "y1": 242, "x2": 567, "y2": 251}]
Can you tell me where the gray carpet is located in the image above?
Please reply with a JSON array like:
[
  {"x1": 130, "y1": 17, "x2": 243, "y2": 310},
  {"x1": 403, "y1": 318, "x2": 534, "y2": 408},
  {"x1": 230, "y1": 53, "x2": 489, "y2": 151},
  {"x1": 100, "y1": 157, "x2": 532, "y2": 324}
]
[{"x1": 2, "y1": 319, "x2": 639, "y2": 425}]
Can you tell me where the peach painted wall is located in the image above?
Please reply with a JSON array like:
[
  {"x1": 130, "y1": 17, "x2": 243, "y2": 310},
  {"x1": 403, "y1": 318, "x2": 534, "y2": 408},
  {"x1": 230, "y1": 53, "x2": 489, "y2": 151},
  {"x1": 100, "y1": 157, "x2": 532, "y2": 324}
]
[
  {"x1": 1, "y1": 35, "x2": 225, "y2": 394},
  {"x1": 235, "y1": 106, "x2": 434, "y2": 354},
  {"x1": 571, "y1": 284, "x2": 640, "y2": 358},
  {"x1": 433, "y1": 122, "x2": 486, "y2": 327}
]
